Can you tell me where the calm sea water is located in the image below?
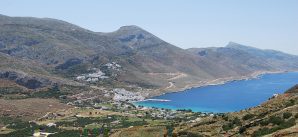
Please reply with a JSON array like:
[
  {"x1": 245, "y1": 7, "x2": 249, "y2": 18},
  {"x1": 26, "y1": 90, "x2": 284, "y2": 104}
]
[{"x1": 135, "y1": 72, "x2": 298, "y2": 113}]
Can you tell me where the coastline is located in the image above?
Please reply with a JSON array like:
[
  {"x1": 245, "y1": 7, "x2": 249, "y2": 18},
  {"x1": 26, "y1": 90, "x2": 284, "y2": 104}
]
[
  {"x1": 133, "y1": 70, "x2": 298, "y2": 113},
  {"x1": 143, "y1": 70, "x2": 292, "y2": 99}
]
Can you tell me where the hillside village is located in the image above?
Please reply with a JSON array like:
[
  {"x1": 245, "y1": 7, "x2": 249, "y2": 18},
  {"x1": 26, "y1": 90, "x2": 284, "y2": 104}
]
[
  {"x1": 76, "y1": 62, "x2": 122, "y2": 83},
  {"x1": 0, "y1": 12, "x2": 298, "y2": 137}
]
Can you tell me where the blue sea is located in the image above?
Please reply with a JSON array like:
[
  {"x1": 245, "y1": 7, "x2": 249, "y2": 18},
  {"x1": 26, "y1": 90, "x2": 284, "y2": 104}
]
[{"x1": 135, "y1": 72, "x2": 298, "y2": 113}]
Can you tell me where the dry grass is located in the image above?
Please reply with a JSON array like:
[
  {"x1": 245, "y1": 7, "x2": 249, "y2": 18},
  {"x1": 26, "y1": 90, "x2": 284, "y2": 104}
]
[{"x1": 0, "y1": 98, "x2": 72, "y2": 121}]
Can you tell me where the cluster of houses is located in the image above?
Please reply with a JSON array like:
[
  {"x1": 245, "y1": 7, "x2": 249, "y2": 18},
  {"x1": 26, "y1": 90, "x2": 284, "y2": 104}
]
[
  {"x1": 104, "y1": 62, "x2": 121, "y2": 71},
  {"x1": 112, "y1": 88, "x2": 145, "y2": 102},
  {"x1": 76, "y1": 68, "x2": 109, "y2": 83},
  {"x1": 75, "y1": 62, "x2": 122, "y2": 83},
  {"x1": 148, "y1": 109, "x2": 177, "y2": 119}
]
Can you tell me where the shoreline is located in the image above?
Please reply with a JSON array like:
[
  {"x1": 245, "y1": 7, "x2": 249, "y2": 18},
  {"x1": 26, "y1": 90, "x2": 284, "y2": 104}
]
[
  {"x1": 133, "y1": 70, "x2": 298, "y2": 113},
  {"x1": 143, "y1": 70, "x2": 292, "y2": 99}
]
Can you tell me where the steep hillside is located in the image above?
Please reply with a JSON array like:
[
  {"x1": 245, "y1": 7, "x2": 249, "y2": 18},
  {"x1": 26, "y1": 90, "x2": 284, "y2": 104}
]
[
  {"x1": 175, "y1": 85, "x2": 298, "y2": 137},
  {"x1": 1, "y1": 14, "x2": 298, "y2": 97},
  {"x1": 187, "y1": 42, "x2": 298, "y2": 74}
]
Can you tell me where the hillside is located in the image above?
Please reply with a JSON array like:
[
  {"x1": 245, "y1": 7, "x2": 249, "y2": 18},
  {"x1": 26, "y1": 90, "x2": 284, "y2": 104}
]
[
  {"x1": 174, "y1": 85, "x2": 298, "y2": 137},
  {"x1": 1, "y1": 14, "x2": 298, "y2": 97},
  {"x1": 187, "y1": 42, "x2": 298, "y2": 73}
]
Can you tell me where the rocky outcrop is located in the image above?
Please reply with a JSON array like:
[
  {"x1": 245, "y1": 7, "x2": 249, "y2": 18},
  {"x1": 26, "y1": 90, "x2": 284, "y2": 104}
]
[
  {"x1": 285, "y1": 84, "x2": 298, "y2": 94},
  {"x1": 0, "y1": 71, "x2": 51, "y2": 89},
  {"x1": 55, "y1": 58, "x2": 82, "y2": 70}
]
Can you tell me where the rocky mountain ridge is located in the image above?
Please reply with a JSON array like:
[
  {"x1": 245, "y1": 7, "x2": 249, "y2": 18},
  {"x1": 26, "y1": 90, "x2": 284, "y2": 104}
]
[{"x1": 1, "y1": 14, "x2": 298, "y2": 97}]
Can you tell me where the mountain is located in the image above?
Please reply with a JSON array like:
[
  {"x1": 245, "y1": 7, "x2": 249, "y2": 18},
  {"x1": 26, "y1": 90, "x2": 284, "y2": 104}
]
[
  {"x1": 1, "y1": 14, "x2": 298, "y2": 97},
  {"x1": 187, "y1": 42, "x2": 298, "y2": 74}
]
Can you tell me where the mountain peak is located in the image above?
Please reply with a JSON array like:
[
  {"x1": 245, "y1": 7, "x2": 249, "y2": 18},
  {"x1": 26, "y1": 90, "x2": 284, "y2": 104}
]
[
  {"x1": 111, "y1": 25, "x2": 159, "y2": 42},
  {"x1": 226, "y1": 42, "x2": 258, "y2": 50},
  {"x1": 118, "y1": 25, "x2": 143, "y2": 31},
  {"x1": 226, "y1": 41, "x2": 245, "y2": 47},
  {"x1": 114, "y1": 25, "x2": 151, "y2": 35},
  {"x1": 116, "y1": 25, "x2": 150, "y2": 34}
]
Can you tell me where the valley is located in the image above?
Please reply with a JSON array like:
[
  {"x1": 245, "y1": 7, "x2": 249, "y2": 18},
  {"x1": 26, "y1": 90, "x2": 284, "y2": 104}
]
[
  {"x1": 1, "y1": 14, "x2": 298, "y2": 99},
  {"x1": 0, "y1": 14, "x2": 298, "y2": 137},
  {"x1": 1, "y1": 84, "x2": 297, "y2": 137}
]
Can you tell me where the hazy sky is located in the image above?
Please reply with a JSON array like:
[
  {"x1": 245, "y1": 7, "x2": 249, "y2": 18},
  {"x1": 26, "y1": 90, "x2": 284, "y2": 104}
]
[{"x1": 1, "y1": 0, "x2": 298, "y2": 54}]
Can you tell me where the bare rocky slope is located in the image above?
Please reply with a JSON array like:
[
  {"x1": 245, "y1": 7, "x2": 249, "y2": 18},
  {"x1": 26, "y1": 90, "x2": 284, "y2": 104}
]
[{"x1": 1, "y1": 14, "x2": 298, "y2": 97}]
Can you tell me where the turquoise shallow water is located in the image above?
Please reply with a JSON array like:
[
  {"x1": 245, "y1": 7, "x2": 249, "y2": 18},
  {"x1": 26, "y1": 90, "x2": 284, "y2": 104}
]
[{"x1": 135, "y1": 72, "x2": 298, "y2": 113}]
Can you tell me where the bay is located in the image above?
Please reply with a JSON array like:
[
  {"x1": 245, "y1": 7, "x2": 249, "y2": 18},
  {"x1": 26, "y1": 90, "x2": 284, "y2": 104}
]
[{"x1": 135, "y1": 72, "x2": 298, "y2": 113}]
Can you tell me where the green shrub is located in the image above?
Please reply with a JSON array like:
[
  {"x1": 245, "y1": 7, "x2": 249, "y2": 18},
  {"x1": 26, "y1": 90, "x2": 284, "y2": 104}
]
[
  {"x1": 222, "y1": 116, "x2": 229, "y2": 121},
  {"x1": 283, "y1": 112, "x2": 292, "y2": 119},
  {"x1": 259, "y1": 116, "x2": 284, "y2": 126},
  {"x1": 243, "y1": 114, "x2": 255, "y2": 120},
  {"x1": 5, "y1": 127, "x2": 35, "y2": 137},
  {"x1": 239, "y1": 126, "x2": 246, "y2": 134},
  {"x1": 253, "y1": 118, "x2": 295, "y2": 137},
  {"x1": 178, "y1": 131, "x2": 203, "y2": 137},
  {"x1": 252, "y1": 127, "x2": 272, "y2": 137},
  {"x1": 222, "y1": 123, "x2": 233, "y2": 131},
  {"x1": 294, "y1": 113, "x2": 298, "y2": 119},
  {"x1": 0, "y1": 116, "x2": 15, "y2": 125},
  {"x1": 232, "y1": 117, "x2": 241, "y2": 126},
  {"x1": 186, "y1": 132, "x2": 203, "y2": 137},
  {"x1": 285, "y1": 99, "x2": 295, "y2": 107},
  {"x1": 121, "y1": 120, "x2": 148, "y2": 128},
  {"x1": 7, "y1": 121, "x2": 30, "y2": 129},
  {"x1": 166, "y1": 125, "x2": 174, "y2": 137},
  {"x1": 260, "y1": 120, "x2": 269, "y2": 126},
  {"x1": 268, "y1": 116, "x2": 283, "y2": 125},
  {"x1": 278, "y1": 118, "x2": 295, "y2": 129},
  {"x1": 30, "y1": 86, "x2": 67, "y2": 99},
  {"x1": 222, "y1": 117, "x2": 242, "y2": 131}
]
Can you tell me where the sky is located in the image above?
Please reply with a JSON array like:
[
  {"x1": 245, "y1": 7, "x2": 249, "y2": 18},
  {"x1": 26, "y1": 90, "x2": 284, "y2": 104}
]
[{"x1": 1, "y1": 0, "x2": 298, "y2": 54}]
